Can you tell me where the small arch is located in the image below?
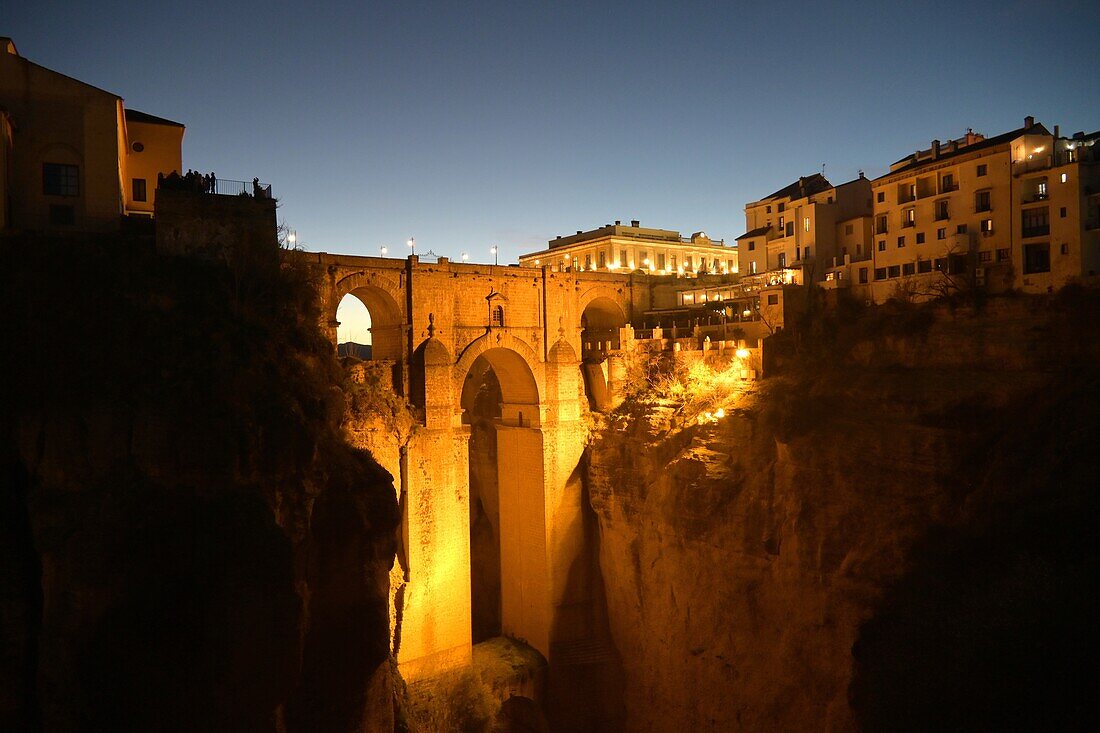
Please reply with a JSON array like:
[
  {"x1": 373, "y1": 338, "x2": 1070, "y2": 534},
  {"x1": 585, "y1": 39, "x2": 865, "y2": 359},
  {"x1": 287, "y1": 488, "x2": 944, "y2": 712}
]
[{"x1": 336, "y1": 284, "x2": 404, "y2": 361}]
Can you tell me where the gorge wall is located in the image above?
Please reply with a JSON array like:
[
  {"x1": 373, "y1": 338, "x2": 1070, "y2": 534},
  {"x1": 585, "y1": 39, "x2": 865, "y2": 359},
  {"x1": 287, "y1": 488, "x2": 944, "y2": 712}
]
[
  {"x1": 587, "y1": 292, "x2": 1100, "y2": 732},
  {"x1": 1, "y1": 238, "x2": 400, "y2": 732}
]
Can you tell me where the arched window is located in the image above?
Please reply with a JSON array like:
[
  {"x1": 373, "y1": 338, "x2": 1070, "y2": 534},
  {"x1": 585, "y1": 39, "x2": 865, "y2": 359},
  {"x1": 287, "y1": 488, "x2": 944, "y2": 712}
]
[{"x1": 491, "y1": 304, "x2": 505, "y2": 328}]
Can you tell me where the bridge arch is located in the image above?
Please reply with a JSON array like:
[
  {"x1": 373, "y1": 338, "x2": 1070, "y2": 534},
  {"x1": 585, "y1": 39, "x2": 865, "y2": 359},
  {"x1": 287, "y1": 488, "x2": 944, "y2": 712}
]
[
  {"x1": 580, "y1": 295, "x2": 628, "y2": 358},
  {"x1": 455, "y1": 333, "x2": 542, "y2": 427},
  {"x1": 334, "y1": 279, "x2": 405, "y2": 361}
]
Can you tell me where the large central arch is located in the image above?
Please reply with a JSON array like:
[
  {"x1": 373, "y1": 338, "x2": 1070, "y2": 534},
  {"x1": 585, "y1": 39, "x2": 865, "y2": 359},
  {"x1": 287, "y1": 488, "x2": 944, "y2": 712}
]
[{"x1": 340, "y1": 284, "x2": 405, "y2": 361}]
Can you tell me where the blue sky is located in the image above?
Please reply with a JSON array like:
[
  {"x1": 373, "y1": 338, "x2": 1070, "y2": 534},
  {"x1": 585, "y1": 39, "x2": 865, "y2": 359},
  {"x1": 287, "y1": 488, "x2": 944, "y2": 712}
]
[{"x1": 6, "y1": 1, "x2": 1098, "y2": 261}]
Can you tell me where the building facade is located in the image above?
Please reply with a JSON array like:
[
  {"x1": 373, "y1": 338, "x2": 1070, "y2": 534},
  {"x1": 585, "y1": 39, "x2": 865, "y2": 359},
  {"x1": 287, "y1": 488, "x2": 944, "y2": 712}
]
[
  {"x1": 868, "y1": 117, "x2": 1100, "y2": 300},
  {"x1": 518, "y1": 220, "x2": 738, "y2": 276},
  {"x1": 735, "y1": 173, "x2": 873, "y2": 289},
  {"x1": 0, "y1": 37, "x2": 184, "y2": 233}
]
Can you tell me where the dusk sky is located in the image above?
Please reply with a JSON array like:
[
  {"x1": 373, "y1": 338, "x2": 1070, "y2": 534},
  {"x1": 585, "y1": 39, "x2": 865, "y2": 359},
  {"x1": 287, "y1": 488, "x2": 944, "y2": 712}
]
[{"x1": 7, "y1": 0, "x2": 1098, "y2": 269}]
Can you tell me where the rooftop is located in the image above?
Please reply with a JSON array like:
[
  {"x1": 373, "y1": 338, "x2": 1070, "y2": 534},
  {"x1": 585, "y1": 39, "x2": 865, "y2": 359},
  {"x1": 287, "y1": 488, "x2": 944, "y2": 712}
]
[
  {"x1": 882, "y1": 118, "x2": 1050, "y2": 178},
  {"x1": 125, "y1": 108, "x2": 185, "y2": 128}
]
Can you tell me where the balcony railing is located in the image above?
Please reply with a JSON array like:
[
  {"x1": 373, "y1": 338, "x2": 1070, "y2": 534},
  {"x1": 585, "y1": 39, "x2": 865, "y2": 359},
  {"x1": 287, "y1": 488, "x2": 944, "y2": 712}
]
[
  {"x1": 1022, "y1": 225, "x2": 1050, "y2": 238},
  {"x1": 940, "y1": 182, "x2": 959, "y2": 193},
  {"x1": 159, "y1": 173, "x2": 273, "y2": 199},
  {"x1": 902, "y1": 220, "x2": 915, "y2": 228}
]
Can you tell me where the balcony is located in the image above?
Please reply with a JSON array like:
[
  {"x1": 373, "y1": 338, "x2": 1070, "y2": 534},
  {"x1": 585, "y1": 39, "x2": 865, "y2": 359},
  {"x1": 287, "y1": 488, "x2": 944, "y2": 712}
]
[
  {"x1": 902, "y1": 220, "x2": 915, "y2": 228},
  {"x1": 1022, "y1": 225, "x2": 1050, "y2": 238},
  {"x1": 939, "y1": 182, "x2": 959, "y2": 193}
]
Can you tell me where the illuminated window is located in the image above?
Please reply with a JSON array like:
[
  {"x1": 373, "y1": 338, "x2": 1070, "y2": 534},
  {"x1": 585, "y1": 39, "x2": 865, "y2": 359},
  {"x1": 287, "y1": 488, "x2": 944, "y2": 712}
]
[
  {"x1": 980, "y1": 219, "x2": 993, "y2": 234},
  {"x1": 1037, "y1": 181, "x2": 1048, "y2": 199},
  {"x1": 43, "y1": 163, "x2": 79, "y2": 196},
  {"x1": 777, "y1": 253, "x2": 786, "y2": 268},
  {"x1": 803, "y1": 217, "x2": 810, "y2": 232},
  {"x1": 1061, "y1": 172, "x2": 1068, "y2": 183},
  {"x1": 750, "y1": 261, "x2": 757, "y2": 274},
  {"x1": 572, "y1": 257, "x2": 579, "y2": 270},
  {"x1": 905, "y1": 208, "x2": 917, "y2": 226},
  {"x1": 132, "y1": 178, "x2": 147, "y2": 202},
  {"x1": 778, "y1": 215, "x2": 785, "y2": 230}
]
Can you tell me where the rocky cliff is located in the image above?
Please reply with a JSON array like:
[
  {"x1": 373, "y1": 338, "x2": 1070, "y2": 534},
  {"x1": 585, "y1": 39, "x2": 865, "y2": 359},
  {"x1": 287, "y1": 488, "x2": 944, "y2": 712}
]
[
  {"x1": 1, "y1": 237, "x2": 400, "y2": 732},
  {"x1": 588, "y1": 293, "x2": 1100, "y2": 732}
]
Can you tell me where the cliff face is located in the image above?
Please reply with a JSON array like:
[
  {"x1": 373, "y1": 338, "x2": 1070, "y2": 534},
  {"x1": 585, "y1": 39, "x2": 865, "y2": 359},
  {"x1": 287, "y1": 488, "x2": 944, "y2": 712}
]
[
  {"x1": 588, "y1": 294, "x2": 1100, "y2": 732},
  {"x1": 1, "y1": 239, "x2": 399, "y2": 732}
]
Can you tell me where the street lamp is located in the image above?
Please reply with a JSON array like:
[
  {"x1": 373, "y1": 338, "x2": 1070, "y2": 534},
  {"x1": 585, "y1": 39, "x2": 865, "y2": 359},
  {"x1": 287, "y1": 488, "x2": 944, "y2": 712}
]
[
  {"x1": 407, "y1": 237, "x2": 415, "y2": 256},
  {"x1": 286, "y1": 230, "x2": 297, "y2": 246},
  {"x1": 380, "y1": 245, "x2": 388, "y2": 257},
  {"x1": 461, "y1": 252, "x2": 469, "y2": 262},
  {"x1": 491, "y1": 245, "x2": 498, "y2": 265}
]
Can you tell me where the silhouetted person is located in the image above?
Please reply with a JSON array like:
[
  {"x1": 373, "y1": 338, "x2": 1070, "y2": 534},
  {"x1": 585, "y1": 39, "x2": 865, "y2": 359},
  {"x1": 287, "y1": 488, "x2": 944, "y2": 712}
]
[
  {"x1": 252, "y1": 177, "x2": 262, "y2": 197},
  {"x1": 209, "y1": 171, "x2": 217, "y2": 194}
]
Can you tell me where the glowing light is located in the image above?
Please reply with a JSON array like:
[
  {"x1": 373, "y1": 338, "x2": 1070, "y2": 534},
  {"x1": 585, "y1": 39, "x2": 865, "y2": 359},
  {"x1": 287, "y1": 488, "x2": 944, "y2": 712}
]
[
  {"x1": 649, "y1": 263, "x2": 656, "y2": 271},
  {"x1": 380, "y1": 245, "x2": 388, "y2": 256},
  {"x1": 534, "y1": 258, "x2": 540, "y2": 265},
  {"x1": 286, "y1": 232, "x2": 296, "y2": 244},
  {"x1": 714, "y1": 407, "x2": 726, "y2": 418},
  {"x1": 742, "y1": 309, "x2": 751, "y2": 317}
]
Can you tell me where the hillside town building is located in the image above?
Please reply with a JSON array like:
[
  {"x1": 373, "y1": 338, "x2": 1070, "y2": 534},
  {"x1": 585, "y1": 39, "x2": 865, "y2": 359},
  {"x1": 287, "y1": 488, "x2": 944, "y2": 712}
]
[
  {"x1": 0, "y1": 37, "x2": 184, "y2": 232},
  {"x1": 518, "y1": 220, "x2": 738, "y2": 276}
]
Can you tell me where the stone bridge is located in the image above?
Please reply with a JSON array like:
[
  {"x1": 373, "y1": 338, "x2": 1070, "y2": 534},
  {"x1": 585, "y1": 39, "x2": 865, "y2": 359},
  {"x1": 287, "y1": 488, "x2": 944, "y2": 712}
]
[{"x1": 310, "y1": 253, "x2": 648, "y2": 678}]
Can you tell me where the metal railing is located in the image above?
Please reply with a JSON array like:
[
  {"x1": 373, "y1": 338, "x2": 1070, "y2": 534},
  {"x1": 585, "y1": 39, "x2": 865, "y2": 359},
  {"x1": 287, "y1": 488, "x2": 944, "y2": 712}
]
[{"x1": 212, "y1": 178, "x2": 273, "y2": 198}]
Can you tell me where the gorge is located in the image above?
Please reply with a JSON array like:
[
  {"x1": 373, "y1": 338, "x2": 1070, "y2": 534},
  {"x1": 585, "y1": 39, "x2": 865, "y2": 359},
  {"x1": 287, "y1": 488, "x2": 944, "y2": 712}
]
[{"x1": 3, "y1": 236, "x2": 1098, "y2": 731}]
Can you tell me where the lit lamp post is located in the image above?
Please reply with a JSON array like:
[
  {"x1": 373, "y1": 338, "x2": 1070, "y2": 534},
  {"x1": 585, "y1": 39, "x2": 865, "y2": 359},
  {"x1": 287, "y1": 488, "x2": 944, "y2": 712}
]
[
  {"x1": 407, "y1": 237, "x2": 415, "y2": 257},
  {"x1": 491, "y1": 245, "x2": 498, "y2": 266},
  {"x1": 286, "y1": 230, "x2": 297, "y2": 247},
  {"x1": 380, "y1": 245, "x2": 388, "y2": 257}
]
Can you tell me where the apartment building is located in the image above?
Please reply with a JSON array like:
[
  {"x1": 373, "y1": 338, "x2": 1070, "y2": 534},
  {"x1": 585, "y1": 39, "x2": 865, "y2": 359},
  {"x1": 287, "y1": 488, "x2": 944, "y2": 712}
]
[
  {"x1": 518, "y1": 220, "x2": 738, "y2": 275},
  {"x1": 735, "y1": 173, "x2": 873, "y2": 287},
  {"x1": 869, "y1": 117, "x2": 1100, "y2": 300},
  {"x1": 0, "y1": 37, "x2": 184, "y2": 233}
]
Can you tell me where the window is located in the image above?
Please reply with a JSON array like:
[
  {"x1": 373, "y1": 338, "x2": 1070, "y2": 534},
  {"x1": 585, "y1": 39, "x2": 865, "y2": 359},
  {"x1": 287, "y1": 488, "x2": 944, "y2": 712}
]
[
  {"x1": 620, "y1": 249, "x2": 627, "y2": 266},
  {"x1": 903, "y1": 208, "x2": 916, "y2": 227},
  {"x1": 979, "y1": 250, "x2": 992, "y2": 263},
  {"x1": 888, "y1": 265, "x2": 901, "y2": 278},
  {"x1": 1060, "y1": 207, "x2": 1067, "y2": 218},
  {"x1": 937, "y1": 228, "x2": 946, "y2": 240},
  {"x1": 132, "y1": 178, "x2": 147, "y2": 203},
  {"x1": 599, "y1": 251, "x2": 606, "y2": 268},
  {"x1": 748, "y1": 241, "x2": 755, "y2": 251},
  {"x1": 845, "y1": 223, "x2": 854, "y2": 235},
  {"x1": 1023, "y1": 243, "x2": 1050, "y2": 274},
  {"x1": 935, "y1": 200, "x2": 949, "y2": 220},
  {"x1": 1061, "y1": 242, "x2": 1069, "y2": 255},
  {"x1": 996, "y1": 248, "x2": 1010, "y2": 262},
  {"x1": 1061, "y1": 172, "x2": 1068, "y2": 184},
  {"x1": 902, "y1": 262, "x2": 915, "y2": 276},
  {"x1": 572, "y1": 257, "x2": 579, "y2": 271},
  {"x1": 858, "y1": 267, "x2": 868, "y2": 284},
  {"x1": 639, "y1": 251, "x2": 648, "y2": 266},
  {"x1": 977, "y1": 164, "x2": 987, "y2": 177},
  {"x1": 750, "y1": 261, "x2": 757, "y2": 274},
  {"x1": 803, "y1": 217, "x2": 811, "y2": 232},
  {"x1": 491, "y1": 305, "x2": 505, "y2": 327},
  {"x1": 856, "y1": 244, "x2": 863, "y2": 255},
  {"x1": 941, "y1": 173, "x2": 956, "y2": 192},
  {"x1": 877, "y1": 240, "x2": 886, "y2": 252},
  {"x1": 956, "y1": 224, "x2": 969, "y2": 234},
  {"x1": 727, "y1": 259, "x2": 734, "y2": 271},
  {"x1": 43, "y1": 163, "x2": 79, "y2": 197},
  {"x1": 778, "y1": 216, "x2": 785, "y2": 230},
  {"x1": 786, "y1": 222, "x2": 794, "y2": 237},
  {"x1": 897, "y1": 236, "x2": 905, "y2": 248},
  {"x1": 918, "y1": 259, "x2": 933, "y2": 273},
  {"x1": 767, "y1": 294, "x2": 779, "y2": 305},
  {"x1": 778, "y1": 203, "x2": 785, "y2": 212},
  {"x1": 908, "y1": 183, "x2": 917, "y2": 199},
  {"x1": 975, "y1": 191, "x2": 991, "y2": 212},
  {"x1": 657, "y1": 253, "x2": 665, "y2": 270},
  {"x1": 685, "y1": 256, "x2": 692, "y2": 270},
  {"x1": 980, "y1": 219, "x2": 993, "y2": 235},
  {"x1": 916, "y1": 232, "x2": 925, "y2": 244},
  {"x1": 777, "y1": 253, "x2": 787, "y2": 268},
  {"x1": 875, "y1": 215, "x2": 888, "y2": 234},
  {"x1": 1022, "y1": 208, "x2": 1049, "y2": 237},
  {"x1": 877, "y1": 191, "x2": 885, "y2": 203},
  {"x1": 766, "y1": 205, "x2": 772, "y2": 213},
  {"x1": 584, "y1": 254, "x2": 592, "y2": 269},
  {"x1": 48, "y1": 204, "x2": 75, "y2": 226},
  {"x1": 670, "y1": 255, "x2": 677, "y2": 269},
  {"x1": 934, "y1": 258, "x2": 948, "y2": 271},
  {"x1": 804, "y1": 246, "x2": 811, "y2": 258},
  {"x1": 874, "y1": 267, "x2": 887, "y2": 281},
  {"x1": 1037, "y1": 181, "x2": 1048, "y2": 199},
  {"x1": 699, "y1": 257, "x2": 707, "y2": 272}
]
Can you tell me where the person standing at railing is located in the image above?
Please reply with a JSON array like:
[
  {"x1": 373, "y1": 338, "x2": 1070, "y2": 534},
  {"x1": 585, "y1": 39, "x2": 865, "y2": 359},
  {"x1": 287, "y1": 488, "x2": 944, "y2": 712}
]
[
  {"x1": 209, "y1": 171, "x2": 217, "y2": 195},
  {"x1": 252, "y1": 177, "x2": 262, "y2": 198}
]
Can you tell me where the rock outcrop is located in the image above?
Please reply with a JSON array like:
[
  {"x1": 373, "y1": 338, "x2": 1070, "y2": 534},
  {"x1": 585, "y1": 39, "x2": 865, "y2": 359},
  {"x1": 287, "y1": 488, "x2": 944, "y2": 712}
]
[
  {"x1": 588, "y1": 294, "x2": 1100, "y2": 731},
  {"x1": 1, "y1": 238, "x2": 399, "y2": 732}
]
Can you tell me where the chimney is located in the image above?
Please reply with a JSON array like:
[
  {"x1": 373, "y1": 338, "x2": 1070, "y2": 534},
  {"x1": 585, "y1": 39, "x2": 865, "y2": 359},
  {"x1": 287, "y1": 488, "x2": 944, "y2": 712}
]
[
  {"x1": 932, "y1": 139, "x2": 941, "y2": 158},
  {"x1": 1025, "y1": 115, "x2": 1035, "y2": 128},
  {"x1": 1054, "y1": 125, "x2": 1060, "y2": 138},
  {"x1": 576, "y1": 230, "x2": 582, "y2": 235},
  {"x1": 615, "y1": 220, "x2": 621, "y2": 225},
  {"x1": 630, "y1": 219, "x2": 640, "y2": 227}
]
